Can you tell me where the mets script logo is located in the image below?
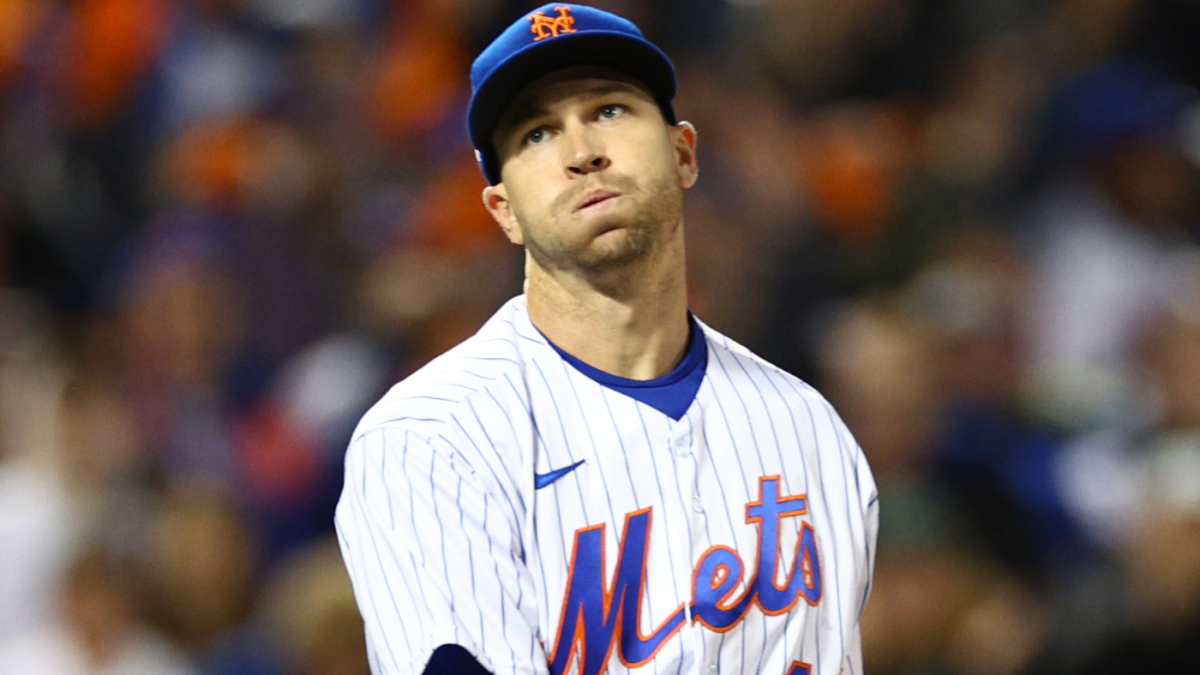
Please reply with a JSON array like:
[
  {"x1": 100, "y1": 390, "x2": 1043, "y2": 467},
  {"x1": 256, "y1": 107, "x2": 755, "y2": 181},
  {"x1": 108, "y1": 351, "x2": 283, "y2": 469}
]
[
  {"x1": 549, "y1": 476, "x2": 822, "y2": 675},
  {"x1": 530, "y1": 6, "x2": 578, "y2": 41}
]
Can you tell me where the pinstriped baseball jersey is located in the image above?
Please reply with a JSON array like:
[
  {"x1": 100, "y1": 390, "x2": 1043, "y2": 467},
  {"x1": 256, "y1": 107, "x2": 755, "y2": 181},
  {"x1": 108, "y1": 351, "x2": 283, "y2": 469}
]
[{"x1": 335, "y1": 295, "x2": 879, "y2": 675}]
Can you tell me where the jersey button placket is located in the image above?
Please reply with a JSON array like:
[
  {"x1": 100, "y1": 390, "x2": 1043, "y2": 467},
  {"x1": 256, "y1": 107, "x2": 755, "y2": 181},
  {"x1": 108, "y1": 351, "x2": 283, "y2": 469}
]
[
  {"x1": 673, "y1": 434, "x2": 691, "y2": 459},
  {"x1": 673, "y1": 435, "x2": 702, "y2": 518},
  {"x1": 669, "y1": 424, "x2": 705, "y2": 662}
]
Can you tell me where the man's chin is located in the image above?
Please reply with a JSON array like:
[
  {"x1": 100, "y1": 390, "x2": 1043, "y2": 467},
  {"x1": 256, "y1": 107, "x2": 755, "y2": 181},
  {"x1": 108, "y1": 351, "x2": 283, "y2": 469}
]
[
  {"x1": 526, "y1": 217, "x2": 657, "y2": 275},
  {"x1": 572, "y1": 230, "x2": 653, "y2": 273}
]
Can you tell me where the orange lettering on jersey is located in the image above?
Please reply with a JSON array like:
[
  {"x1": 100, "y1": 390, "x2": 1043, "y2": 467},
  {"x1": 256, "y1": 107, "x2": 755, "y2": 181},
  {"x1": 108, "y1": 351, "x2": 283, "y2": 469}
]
[{"x1": 530, "y1": 6, "x2": 578, "y2": 41}]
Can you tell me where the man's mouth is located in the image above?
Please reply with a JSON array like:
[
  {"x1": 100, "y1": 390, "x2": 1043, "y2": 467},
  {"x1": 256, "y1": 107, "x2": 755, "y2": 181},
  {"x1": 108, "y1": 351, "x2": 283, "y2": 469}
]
[{"x1": 575, "y1": 190, "x2": 621, "y2": 212}]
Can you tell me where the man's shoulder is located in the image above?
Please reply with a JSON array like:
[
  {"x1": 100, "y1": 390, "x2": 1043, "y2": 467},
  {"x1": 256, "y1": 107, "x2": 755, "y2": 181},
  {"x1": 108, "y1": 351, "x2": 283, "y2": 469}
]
[
  {"x1": 699, "y1": 320, "x2": 871, "y2": 488},
  {"x1": 698, "y1": 319, "x2": 824, "y2": 402},
  {"x1": 351, "y1": 296, "x2": 545, "y2": 444}
]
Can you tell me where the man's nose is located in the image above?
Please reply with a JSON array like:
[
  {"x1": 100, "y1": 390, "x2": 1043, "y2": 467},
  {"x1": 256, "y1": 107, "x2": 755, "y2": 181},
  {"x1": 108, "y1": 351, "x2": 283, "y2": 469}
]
[{"x1": 563, "y1": 123, "x2": 610, "y2": 177}]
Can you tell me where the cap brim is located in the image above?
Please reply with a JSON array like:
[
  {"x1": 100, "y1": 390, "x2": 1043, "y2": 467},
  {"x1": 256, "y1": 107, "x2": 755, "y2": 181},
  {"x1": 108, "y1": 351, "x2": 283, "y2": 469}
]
[{"x1": 468, "y1": 31, "x2": 677, "y2": 183}]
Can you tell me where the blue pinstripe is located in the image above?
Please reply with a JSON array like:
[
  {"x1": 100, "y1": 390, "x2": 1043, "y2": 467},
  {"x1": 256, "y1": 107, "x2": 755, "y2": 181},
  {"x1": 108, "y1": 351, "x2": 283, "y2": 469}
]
[
  {"x1": 702, "y1": 374, "x2": 755, "y2": 675},
  {"x1": 709, "y1": 349, "x2": 774, "y2": 675},
  {"x1": 635, "y1": 405, "x2": 677, "y2": 675},
  {"x1": 735, "y1": 356, "x2": 804, "y2": 673},
  {"x1": 347, "y1": 450, "x2": 407, "y2": 672},
  {"x1": 428, "y1": 449, "x2": 458, "y2": 644},
  {"x1": 752, "y1": 359, "x2": 818, "y2": 663},
  {"x1": 450, "y1": 408, "x2": 522, "y2": 532}
]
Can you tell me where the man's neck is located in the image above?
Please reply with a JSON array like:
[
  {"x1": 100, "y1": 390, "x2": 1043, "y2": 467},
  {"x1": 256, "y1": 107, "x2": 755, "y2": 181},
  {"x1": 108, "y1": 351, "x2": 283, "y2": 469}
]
[{"x1": 525, "y1": 239, "x2": 690, "y2": 381}]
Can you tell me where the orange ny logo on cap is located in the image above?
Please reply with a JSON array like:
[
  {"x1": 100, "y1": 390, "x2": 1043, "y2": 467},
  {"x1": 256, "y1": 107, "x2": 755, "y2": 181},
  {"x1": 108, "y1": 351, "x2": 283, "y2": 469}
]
[{"x1": 530, "y1": 6, "x2": 577, "y2": 41}]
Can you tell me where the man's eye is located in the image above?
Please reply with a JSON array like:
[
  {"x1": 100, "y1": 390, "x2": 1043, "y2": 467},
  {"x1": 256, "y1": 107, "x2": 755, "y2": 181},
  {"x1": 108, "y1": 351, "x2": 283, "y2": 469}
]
[
  {"x1": 599, "y1": 104, "x2": 625, "y2": 119},
  {"x1": 524, "y1": 128, "x2": 547, "y2": 145}
]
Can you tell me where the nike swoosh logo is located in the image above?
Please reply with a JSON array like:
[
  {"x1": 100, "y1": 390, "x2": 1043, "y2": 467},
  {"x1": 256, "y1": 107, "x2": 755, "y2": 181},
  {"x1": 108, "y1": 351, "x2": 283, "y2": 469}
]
[{"x1": 535, "y1": 459, "x2": 586, "y2": 489}]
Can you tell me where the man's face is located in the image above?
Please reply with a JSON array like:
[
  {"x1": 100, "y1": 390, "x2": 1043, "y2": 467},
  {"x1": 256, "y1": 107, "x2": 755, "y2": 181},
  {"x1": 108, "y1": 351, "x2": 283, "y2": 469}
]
[{"x1": 485, "y1": 67, "x2": 697, "y2": 275}]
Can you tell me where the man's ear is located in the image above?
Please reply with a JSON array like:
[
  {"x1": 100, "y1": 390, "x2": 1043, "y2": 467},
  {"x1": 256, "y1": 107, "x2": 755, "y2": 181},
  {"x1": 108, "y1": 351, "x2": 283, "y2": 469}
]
[
  {"x1": 672, "y1": 121, "x2": 699, "y2": 189},
  {"x1": 482, "y1": 183, "x2": 524, "y2": 245}
]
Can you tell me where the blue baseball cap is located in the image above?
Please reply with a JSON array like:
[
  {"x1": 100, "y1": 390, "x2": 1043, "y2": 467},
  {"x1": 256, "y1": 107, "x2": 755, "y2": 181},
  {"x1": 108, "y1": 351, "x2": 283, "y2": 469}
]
[{"x1": 468, "y1": 3, "x2": 678, "y2": 185}]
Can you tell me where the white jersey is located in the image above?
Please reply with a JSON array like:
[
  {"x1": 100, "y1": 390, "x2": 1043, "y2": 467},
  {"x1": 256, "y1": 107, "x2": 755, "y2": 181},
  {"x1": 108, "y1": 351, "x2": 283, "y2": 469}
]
[{"x1": 335, "y1": 296, "x2": 878, "y2": 675}]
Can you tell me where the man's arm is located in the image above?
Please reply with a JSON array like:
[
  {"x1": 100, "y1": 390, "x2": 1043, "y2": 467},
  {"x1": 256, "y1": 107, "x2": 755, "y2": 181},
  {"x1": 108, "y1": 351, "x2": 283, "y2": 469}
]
[{"x1": 335, "y1": 426, "x2": 545, "y2": 675}]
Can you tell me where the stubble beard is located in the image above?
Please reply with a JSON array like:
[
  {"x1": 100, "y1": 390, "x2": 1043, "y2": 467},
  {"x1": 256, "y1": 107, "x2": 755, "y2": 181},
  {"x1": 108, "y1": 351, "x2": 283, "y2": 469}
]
[{"x1": 524, "y1": 172, "x2": 683, "y2": 278}]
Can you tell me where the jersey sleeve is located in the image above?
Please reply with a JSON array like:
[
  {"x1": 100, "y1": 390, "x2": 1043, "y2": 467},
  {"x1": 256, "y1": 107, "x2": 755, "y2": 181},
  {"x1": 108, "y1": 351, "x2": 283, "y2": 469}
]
[
  {"x1": 856, "y1": 439, "x2": 879, "y2": 620},
  {"x1": 827, "y1": 401, "x2": 879, "y2": 675},
  {"x1": 335, "y1": 426, "x2": 546, "y2": 675},
  {"x1": 847, "y1": 442, "x2": 879, "y2": 675}
]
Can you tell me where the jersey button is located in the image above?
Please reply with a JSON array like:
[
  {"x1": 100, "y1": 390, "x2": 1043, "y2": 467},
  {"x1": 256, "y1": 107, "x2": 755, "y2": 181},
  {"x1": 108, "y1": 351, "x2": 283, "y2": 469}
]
[
  {"x1": 692, "y1": 496, "x2": 704, "y2": 513},
  {"x1": 707, "y1": 664, "x2": 718, "y2": 674}
]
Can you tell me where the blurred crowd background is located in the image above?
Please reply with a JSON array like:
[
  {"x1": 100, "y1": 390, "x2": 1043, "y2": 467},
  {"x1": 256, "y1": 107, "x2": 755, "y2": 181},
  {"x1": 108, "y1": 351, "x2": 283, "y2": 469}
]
[{"x1": 2, "y1": 0, "x2": 1200, "y2": 673}]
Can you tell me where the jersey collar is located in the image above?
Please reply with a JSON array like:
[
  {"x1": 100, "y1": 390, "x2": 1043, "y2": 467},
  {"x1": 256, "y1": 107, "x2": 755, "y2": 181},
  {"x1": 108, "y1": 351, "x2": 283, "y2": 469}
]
[{"x1": 537, "y1": 313, "x2": 708, "y2": 420}]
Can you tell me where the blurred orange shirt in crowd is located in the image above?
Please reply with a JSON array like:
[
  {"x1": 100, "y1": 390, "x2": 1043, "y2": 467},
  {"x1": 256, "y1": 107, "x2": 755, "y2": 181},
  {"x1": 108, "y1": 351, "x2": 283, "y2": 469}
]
[
  {"x1": 369, "y1": 1, "x2": 467, "y2": 147},
  {"x1": 54, "y1": 0, "x2": 174, "y2": 129}
]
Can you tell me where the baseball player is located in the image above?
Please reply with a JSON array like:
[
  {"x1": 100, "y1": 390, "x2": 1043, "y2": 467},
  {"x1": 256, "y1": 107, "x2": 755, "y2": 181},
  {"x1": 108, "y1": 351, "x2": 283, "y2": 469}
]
[{"x1": 335, "y1": 4, "x2": 879, "y2": 675}]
